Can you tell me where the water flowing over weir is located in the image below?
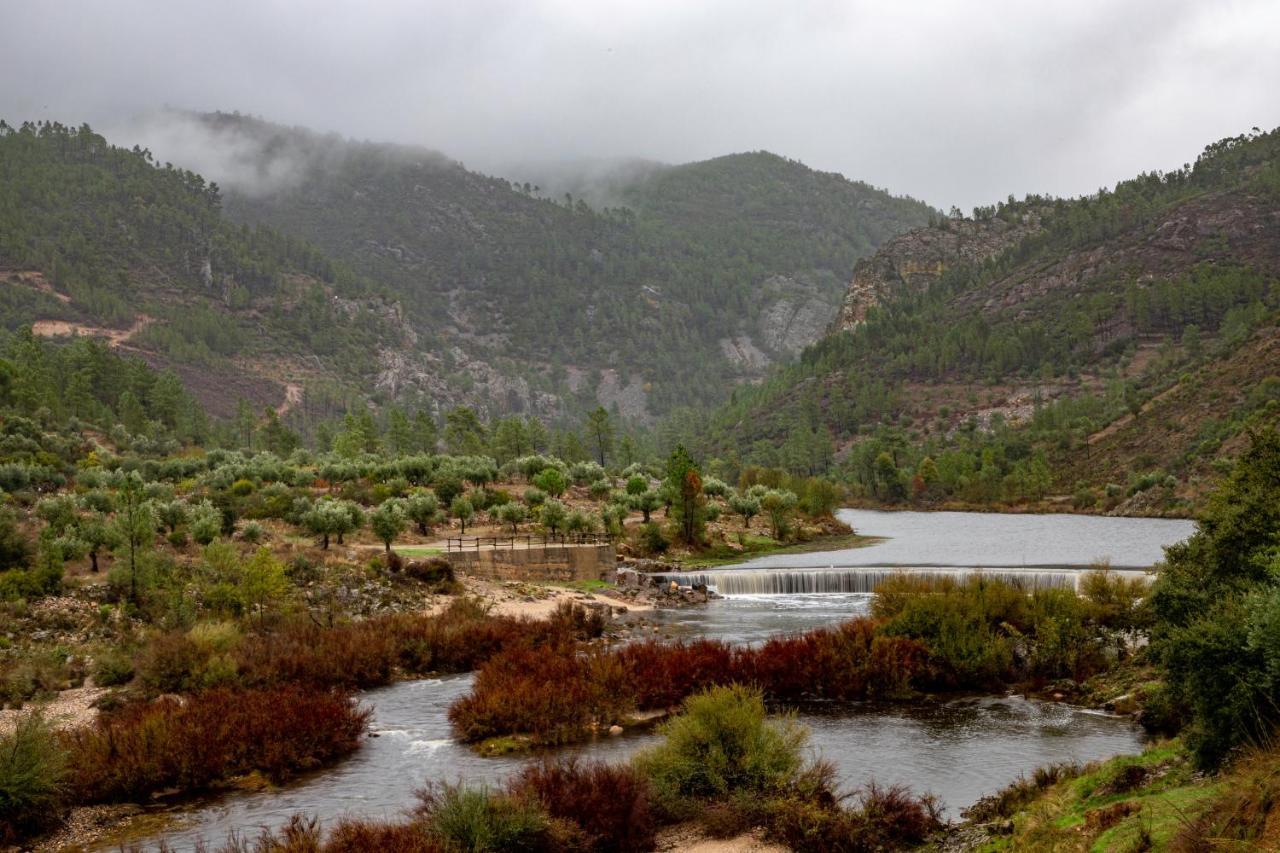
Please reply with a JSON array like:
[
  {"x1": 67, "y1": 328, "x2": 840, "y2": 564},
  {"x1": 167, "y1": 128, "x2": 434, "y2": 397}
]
[{"x1": 651, "y1": 565, "x2": 1153, "y2": 596}]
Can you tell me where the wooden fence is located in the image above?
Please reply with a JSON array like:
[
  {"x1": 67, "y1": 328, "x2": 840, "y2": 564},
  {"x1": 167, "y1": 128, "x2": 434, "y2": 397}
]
[{"x1": 445, "y1": 532, "x2": 614, "y2": 553}]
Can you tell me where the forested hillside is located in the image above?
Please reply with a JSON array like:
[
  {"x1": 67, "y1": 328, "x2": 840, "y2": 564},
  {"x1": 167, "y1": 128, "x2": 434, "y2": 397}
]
[
  {"x1": 180, "y1": 112, "x2": 933, "y2": 417},
  {"x1": 670, "y1": 128, "x2": 1280, "y2": 513},
  {"x1": 0, "y1": 120, "x2": 403, "y2": 420}
]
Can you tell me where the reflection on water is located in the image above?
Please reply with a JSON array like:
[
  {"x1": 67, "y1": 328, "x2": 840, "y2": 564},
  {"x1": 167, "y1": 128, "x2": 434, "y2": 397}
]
[{"x1": 803, "y1": 696, "x2": 1140, "y2": 814}]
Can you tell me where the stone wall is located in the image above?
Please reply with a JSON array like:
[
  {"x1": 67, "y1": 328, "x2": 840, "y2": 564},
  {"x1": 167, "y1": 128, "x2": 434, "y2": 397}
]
[{"x1": 445, "y1": 544, "x2": 616, "y2": 583}]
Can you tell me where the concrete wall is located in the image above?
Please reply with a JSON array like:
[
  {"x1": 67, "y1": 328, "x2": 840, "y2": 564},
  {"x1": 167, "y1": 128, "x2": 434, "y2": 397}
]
[{"x1": 445, "y1": 544, "x2": 616, "y2": 583}]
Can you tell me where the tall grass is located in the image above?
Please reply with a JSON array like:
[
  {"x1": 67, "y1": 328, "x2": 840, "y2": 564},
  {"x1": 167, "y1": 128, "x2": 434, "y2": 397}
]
[{"x1": 416, "y1": 784, "x2": 557, "y2": 852}]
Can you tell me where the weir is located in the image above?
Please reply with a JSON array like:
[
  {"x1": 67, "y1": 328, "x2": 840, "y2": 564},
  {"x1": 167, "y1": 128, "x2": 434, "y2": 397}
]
[{"x1": 650, "y1": 565, "x2": 1153, "y2": 596}]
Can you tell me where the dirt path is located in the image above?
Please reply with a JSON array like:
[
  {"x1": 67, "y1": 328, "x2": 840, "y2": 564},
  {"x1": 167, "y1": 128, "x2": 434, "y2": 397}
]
[
  {"x1": 0, "y1": 683, "x2": 105, "y2": 736},
  {"x1": 656, "y1": 825, "x2": 786, "y2": 852},
  {"x1": 32, "y1": 314, "x2": 154, "y2": 348},
  {"x1": 4, "y1": 269, "x2": 72, "y2": 303}
]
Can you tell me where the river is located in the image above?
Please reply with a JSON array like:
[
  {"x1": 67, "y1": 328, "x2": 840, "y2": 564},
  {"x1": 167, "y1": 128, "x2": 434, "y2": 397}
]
[{"x1": 125, "y1": 510, "x2": 1194, "y2": 850}]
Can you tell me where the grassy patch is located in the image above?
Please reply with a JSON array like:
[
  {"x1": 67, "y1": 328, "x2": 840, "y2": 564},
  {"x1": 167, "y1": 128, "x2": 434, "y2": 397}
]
[
  {"x1": 974, "y1": 739, "x2": 1229, "y2": 852},
  {"x1": 394, "y1": 545, "x2": 444, "y2": 558},
  {"x1": 545, "y1": 579, "x2": 610, "y2": 592}
]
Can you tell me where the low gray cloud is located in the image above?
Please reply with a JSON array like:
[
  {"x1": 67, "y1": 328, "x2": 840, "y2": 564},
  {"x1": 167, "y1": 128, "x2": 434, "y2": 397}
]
[{"x1": 2, "y1": 0, "x2": 1278, "y2": 210}]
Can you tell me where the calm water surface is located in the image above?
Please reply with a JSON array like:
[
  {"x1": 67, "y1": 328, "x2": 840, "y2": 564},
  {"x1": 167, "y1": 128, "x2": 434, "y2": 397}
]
[
  {"x1": 742, "y1": 508, "x2": 1194, "y2": 569},
  {"x1": 131, "y1": 510, "x2": 1193, "y2": 851}
]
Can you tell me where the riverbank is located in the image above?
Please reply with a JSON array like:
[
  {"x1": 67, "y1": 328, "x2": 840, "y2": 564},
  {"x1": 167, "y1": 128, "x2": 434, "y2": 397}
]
[
  {"x1": 666, "y1": 530, "x2": 882, "y2": 568},
  {"x1": 939, "y1": 736, "x2": 1278, "y2": 851},
  {"x1": 840, "y1": 494, "x2": 1195, "y2": 520}
]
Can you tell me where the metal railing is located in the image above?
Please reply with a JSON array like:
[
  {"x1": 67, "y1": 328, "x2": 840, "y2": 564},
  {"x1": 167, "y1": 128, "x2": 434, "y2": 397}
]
[{"x1": 445, "y1": 532, "x2": 614, "y2": 553}]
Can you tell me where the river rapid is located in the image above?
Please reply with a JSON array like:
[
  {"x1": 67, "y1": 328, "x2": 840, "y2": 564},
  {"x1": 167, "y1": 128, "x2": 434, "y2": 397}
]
[{"x1": 125, "y1": 510, "x2": 1194, "y2": 851}]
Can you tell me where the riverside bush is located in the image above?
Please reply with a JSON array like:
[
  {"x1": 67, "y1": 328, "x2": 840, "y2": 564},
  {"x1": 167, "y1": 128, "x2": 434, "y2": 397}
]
[
  {"x1": 635, "y1": 685, "x2": 807, "y2": 808},
  {"x1": 511, "y1": 759, "x2": 656, "y2": 853},
  {"x1": 65, "y1": 686, "x2": 368, "y2": 802},
  {"x1": 0, "y1": 714, "x2": 67, "y2": 843},
  {"x1": 448, "y1": 644, "x2": 634, "y2": 745},
  {"x1": 451, "y1": 618, "x2": 931, "y2": 744},
  {"x1": 741, "y1": 619, "x2": 925, "y2": 701},
  {"x1": 418, "y1": 784, "x2": 557, "y2": 852}
]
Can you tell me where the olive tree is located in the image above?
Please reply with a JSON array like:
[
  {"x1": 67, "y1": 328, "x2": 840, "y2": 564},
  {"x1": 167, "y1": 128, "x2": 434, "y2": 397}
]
[
  {"x1": 370, "y1": 500, "x2": 408, "y2": 553},
  {"x1": 450, "y1": 496, "x2": 475, "y2": 534},
  {"x1": 403, "y1": 491, "x2": 441, "y2": 535},
  {"x1": 540, "y1": 500, "x2": 567, "y2": 535}
]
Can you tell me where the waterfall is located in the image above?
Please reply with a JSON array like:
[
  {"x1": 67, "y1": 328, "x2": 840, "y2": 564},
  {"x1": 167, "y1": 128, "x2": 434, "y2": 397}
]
[{"x1": 649, "y1": 566, "x2": 1152, "y2": 596}]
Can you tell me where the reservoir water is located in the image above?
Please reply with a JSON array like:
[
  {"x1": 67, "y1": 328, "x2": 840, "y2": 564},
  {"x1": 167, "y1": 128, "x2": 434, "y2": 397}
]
[{"x1": 127, "y1": 510, "x2": 1194, "y2": 850}]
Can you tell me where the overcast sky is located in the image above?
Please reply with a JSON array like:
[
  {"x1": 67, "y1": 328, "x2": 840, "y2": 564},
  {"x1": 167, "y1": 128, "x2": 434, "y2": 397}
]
[{"x1": 3, "y1": 0, "x2": 1279, "y2": 210}]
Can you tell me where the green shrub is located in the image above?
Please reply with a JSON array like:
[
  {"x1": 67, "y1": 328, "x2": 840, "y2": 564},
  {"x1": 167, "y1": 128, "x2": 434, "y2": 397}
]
[
  {"x1": 189, "y1": 500, "x2": 222, "y2": 546},
  {"x1": 240, "y1": 521, "x2": 264, "y2": 544},
  {"x1": 91, "y1": 649, "x2": 136, "y2": 688},
  {"x1": 639, "y1": 523, "x2": 667, "y2": 555},
  {"x1": 0, "y1": 713, "x2": 68, "y2": 842},
  {"x1": 533, "y1": 467, "x2": 567, "y2": 498},
  {"x1": 419, "y1": 785, "x2": 554, "y2": 852},
  {"x1": 635, "y1": 685, "x2": 807, "y2": 810},
  {"x1": 0, "y1": 511, "x2": 30, "y2": 572}
]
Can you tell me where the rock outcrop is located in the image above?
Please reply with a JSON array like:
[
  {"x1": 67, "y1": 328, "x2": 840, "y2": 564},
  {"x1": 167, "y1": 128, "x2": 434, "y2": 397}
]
[{"x1": 832, "y1": 215, "x2": 1042, "y2": 331}]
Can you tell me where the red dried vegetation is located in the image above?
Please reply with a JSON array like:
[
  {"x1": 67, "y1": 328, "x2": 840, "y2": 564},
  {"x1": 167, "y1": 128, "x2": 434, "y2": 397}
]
[
  {"x1": 448, "y1": 643, "x2": 634, "y2": 745},
  {"x1": 64, "y1": 686, "x2": 368, "y2": 803},
  {"x1": 450, "y1": 617, "x2": 931, "y2": 744},
  {"x1": 616, "y1": 639, "x2": 736, "y2": 709},
  {"x1": 742, "y1": 619, "x2": 926, "y2": 702},
  {"x1": 512, "y1": 758, "x2": 657, "y2": 853}
]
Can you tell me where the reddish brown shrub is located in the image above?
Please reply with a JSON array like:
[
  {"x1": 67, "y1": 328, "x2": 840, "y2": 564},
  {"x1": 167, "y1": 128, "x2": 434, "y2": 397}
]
[
  {"x1": 854, "y1": 782, "x2": 944, "y2": 845},
  {"x1": 322, "y1": 819, "x2": 445, "y2": 852},
  {"x1": 615, "y1": 639, "x2": 736, "y2": 709},
  {"x1": 449, "y1": 644, "x2": 634, "y2": 744},
  {"x1": 65, "y1": 686, "x2": 368, "y2": 803},
  {"x1": 741, "y1": 619, "x2": 926, "y2": 703},
  {"x1": 512, "y1": 758, "x2": 656, "y2": 853},
  {"x1": 765, "y1": 783, "x2": 943, "y2": 852},
  {"x1": 448, "y1": 617, "x2": 937, "y2": 745},
  {"x1": 238, "y1": 620, "x2": 399, "y2": 690}
]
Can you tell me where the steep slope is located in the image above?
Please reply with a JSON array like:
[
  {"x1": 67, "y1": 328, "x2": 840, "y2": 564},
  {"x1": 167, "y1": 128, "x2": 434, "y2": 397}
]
[
  {"x1": 678, "y1": 128, "x2": 1280, "y2": 510},
  {"x1": 833, "y1": 212, "x2": 1042, "y2": 329},
  {"x1": 160, "y1": 112, "x2": 933, "y2": 418}
]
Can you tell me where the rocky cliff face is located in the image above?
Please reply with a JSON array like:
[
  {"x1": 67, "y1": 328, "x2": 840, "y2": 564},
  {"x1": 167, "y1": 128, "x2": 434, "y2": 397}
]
[{"x1": 833, "y1": 216, "x2": 1042, "y2": 331}]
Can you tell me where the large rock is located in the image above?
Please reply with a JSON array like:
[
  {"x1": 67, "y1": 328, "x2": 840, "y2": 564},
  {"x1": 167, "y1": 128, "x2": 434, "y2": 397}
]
[{"x1": 832, "y1": 215, "x2": 1043, "y2": 331}]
